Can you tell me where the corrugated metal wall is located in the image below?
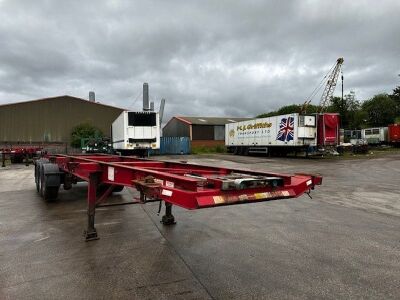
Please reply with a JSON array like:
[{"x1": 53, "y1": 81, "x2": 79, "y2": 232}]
[
  {"x1": 0, "y1": 96, "x2": 124, "y2": 143},
  {"x1": 162, "y1": 118, "x2": 190, "y2": 137},
  {"x1": 213, "y1": 125, "x2": 225, "y2": 140},
  {"x1": 159, "y1": 137, "x2": 190, "y2": 154},
  {"x1": 192, "y1": 125, "x2": 214, "y2": 140}
]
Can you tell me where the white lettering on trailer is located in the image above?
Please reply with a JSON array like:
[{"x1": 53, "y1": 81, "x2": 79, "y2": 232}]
[
  {"x1": 108, "y1": 167, "x2": 115, "y2": 181},
  {"x1": 162, "y1": 189, "x2": 173, "y2": 197},
  {"x1": 306, "y1": 179, "x2": 312, "y2": 186}
]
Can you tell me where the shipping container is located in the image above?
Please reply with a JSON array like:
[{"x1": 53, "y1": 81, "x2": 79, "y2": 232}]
[
  {"x1": 361, "y1": 127, "x2": 388, "y2": 144},
  {"x1": 388, "y1": 124, "x2": 400, "y2": 144},
  {"x1": 111, "y1": 111, "x2": 160, "y2": 155}
]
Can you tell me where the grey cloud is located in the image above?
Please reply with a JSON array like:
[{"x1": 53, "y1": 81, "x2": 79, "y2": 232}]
[{"x1": 0, "y1": 0, "x2": 399, "y2": 123}]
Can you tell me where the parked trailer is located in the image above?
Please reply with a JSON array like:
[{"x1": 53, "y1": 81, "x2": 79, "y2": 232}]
[
  {"x1": 361, "y1": 127, "x2": 388, "y2": 145},
  {"x1": 317, "y1": 113, "x2": 340, "y2": 149},
  {"x1": 388, "y1": 124, "x2": 400, "y2": 145},
  {"x1": 225, "y1": 114, "x2": 316, "y2": 155},
  {"x1": 225, "y1": 113, "x2": 340, "y2": 155},
  {"x1": 1, "y1": 146, "x2": 42, "y2": 166},
  {"x1": 34, "y1": 154, "x2": 322, "y2": 241},
  {"x1": 111, "y1": 111, "x2": 160, "y2": 156}
]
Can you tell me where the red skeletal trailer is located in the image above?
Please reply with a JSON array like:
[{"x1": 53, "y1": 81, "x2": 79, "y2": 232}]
[{"x1": 34, "y1": 154, "x2": 322, "y2": 241}]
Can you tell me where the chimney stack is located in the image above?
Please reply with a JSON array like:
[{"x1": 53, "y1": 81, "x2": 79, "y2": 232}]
[
  {"x1": 89, "y1": 91, "x2": 95, "y2": 102},
  {"x1": 150, "y1": 101, "x2": 154, "y2": 111},
  {"x1": 143, "y1": 83, "x2": 149, "y2": 111}
]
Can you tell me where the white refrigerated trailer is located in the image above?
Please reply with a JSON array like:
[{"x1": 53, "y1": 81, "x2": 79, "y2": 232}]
[
  {"x1": 225, "y1": 113, "x2": 317, "y2": 155},
  {"x1": 111, "y1": 111, "x2": 160, "y2": 156}
]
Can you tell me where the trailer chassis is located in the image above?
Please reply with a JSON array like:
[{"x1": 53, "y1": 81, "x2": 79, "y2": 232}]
[{"x1": 34, "y1": 154, "x2": 322, "y2": 241}]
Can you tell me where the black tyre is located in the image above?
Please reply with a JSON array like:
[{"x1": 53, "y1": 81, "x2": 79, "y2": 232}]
[
  {"x1": 35, "y1": 158, "x2": 49, "y2": 193},
  {"x1": 40, "y1": 163, "x2": 60, "y2": 202},
  {"x1": 43, "y1": 186, "x2": 59, "y2": 201}
]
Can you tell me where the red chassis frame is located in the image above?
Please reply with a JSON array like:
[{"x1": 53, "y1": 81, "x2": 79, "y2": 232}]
[{"x1": 48, "y1": 154, "x2": 322, "y2": 241}]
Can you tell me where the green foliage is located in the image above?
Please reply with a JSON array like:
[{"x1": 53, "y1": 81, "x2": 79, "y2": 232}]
[
  {"x1": 361, "y1": 94, "x2": 397, "y2": 127},
  {"x1": 70, "y1": 123, "x2": 103, "y2": 148},
  {"x1": 257, "y1": 104, "x2": 318, "y2": 118},
  {"x1": 257, "y1": 81, "x2": 400, "y2": 129}
]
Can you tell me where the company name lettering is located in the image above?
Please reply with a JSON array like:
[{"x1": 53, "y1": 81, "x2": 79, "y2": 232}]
[{"x1": 237, "y1": 122, "x2": 272, "y2": 131}]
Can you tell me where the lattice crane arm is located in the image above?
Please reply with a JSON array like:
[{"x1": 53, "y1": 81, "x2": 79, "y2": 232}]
[{"x1": 318, "y1": 57, "x2": 344, "y2": 113}]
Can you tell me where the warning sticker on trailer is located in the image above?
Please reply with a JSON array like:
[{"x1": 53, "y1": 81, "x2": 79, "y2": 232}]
[
  {"x1": 162, "y1": 189, "x2": 172, "y2": 197},
  {"x1": 165, "y1": 181, "x2": 174, "y2": 188},
  {"x1": 108, "y1": 167, "x2": 114, "y2": 181},
  {"x1": 212, "y1": 190, "x2": 291, "y2": 204}
]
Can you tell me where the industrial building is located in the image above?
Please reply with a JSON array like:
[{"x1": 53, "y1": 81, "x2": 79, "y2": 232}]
[
  {"x1": 0, "y1": 95, "x2": 124, "y2": 145},
  {"x1": 162, "y1": 116, "x2": 251, "y2": 147}
]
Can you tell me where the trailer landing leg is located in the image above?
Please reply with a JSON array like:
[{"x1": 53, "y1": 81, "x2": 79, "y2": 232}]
[
  {"x1": 161, "y1": 202, "x2": 176, "y2": 225},
  {"x1": 84, "y1": 173, "x2": 99, "y2": 241}
]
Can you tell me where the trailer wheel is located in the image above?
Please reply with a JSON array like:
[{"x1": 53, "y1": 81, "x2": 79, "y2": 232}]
[
  {"x1": 40, "y1": 163, "x2": 61, "y2": 202},
  {"x1": 35, "y1": 158, "x2": 49, "y2": 193}
]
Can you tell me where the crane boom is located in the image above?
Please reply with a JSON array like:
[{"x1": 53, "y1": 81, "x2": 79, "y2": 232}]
[{"x1": 318, "y1": 57, "x2": 344, "y2": 113}]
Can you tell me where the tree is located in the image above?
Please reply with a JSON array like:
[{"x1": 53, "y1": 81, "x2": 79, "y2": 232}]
[
  {"x1": 361, "y1": 94, "x2": 397, "y2": 127},
  {"x1": 70, "y1": 123, "x2": 103, "y2": 148},
  {"x1": 390, "y1": 85, "x2": 400, "y2": 117},
  {"x1": 257, "y1": 104, "x2": 319, "y2": 118},
  {"x1": 327, "y1": 92, "x2": 361, "y2": 128}
]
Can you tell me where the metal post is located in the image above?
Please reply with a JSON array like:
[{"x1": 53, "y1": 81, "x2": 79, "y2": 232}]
[
  {"x1": 85, "y1": 172, "x2": 99, "y2": 241},
  {"x1": 341, "y1": 72, "x2": 344, "y2": 128},
  {"x1": 1, "y1": 152, "x2": 5, "y2": 168},
  {"x1": 25, "y1": 154, "x2": 29, "y2": 166},
  {"x1": 161, "y1": 202, "x2": 176, "y2": 225}
]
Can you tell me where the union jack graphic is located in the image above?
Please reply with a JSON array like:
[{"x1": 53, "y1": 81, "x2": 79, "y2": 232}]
[{"x1": 276, "y1": 117, "x2": 294, "y2": 142}]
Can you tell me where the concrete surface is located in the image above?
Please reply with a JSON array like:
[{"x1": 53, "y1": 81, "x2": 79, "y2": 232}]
[{"x1": 0, "y1": 154, "x2": 399, "y2": 299}]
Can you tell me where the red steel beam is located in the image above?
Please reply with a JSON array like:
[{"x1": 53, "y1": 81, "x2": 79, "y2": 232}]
[{"x1": 51, "y1": 154, "x2": 322, "y2": 209}]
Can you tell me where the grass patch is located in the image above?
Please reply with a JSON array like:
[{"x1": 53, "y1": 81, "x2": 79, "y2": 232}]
[{"x1": 191, "y1": 145, "x2": 227, "y2": 154}]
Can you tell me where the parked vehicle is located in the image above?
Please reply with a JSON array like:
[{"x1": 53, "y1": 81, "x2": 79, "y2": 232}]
[
  {"x1": 225, "y1": 113, "x2": 340, "y2": 156},
  {"x1": 388, "y1": 124, "x2": 400, "y2": 145},
  {"x1": 361, "y1": 127, "x2": 388, "y2": 144},
  {"x1": 111, "y1": 111, "x2": 160, "y2": 156}
]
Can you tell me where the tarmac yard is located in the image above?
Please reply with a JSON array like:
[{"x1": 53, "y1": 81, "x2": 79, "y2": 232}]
[{"x1": 0, "y1": 154, "x2": 399, "y2": 299}]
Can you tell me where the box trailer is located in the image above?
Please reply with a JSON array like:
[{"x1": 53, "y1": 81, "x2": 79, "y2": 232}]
[
  {"x1": 225, "y1": 113, "x2": 340, "y2": 155},
  {"x1": 317, "y1": 113, "x2": 340, "y2": 148},
  {"x1": 111, "y1": 111, "x2": 160, "y2": 156},
  {"x1": 361, "y1": 127, "x2": 388, "y2": 144},
  {"x1": 388, "y1": 124, "x2": 400, "y2": 145},
  {"x1": 225, "y1": 113, "x2": 318, "y2": 155}
]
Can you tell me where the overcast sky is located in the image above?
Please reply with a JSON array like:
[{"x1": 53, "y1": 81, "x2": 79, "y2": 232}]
[{"x1": 0, "y1": 0, "x2": 399, "y2": 121}]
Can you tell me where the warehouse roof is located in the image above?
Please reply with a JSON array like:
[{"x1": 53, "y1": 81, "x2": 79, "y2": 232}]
[
  {"x1": 174, "y1": 116, "x2": 253, "y2": 125},
  {"x1": 0, "y1": 95, "x2": 126, "y2": 110}
]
